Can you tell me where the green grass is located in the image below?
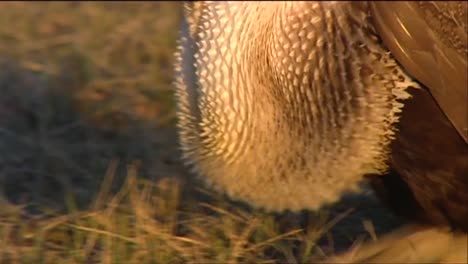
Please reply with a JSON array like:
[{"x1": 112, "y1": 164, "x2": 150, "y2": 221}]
[{"x1": 0, "y1": 2, "x2": 399, "y2": 263}]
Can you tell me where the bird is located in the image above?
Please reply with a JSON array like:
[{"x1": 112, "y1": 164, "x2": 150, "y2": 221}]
[{"x1": 174, "y1": 1, "x2": 468, "y2": 262}]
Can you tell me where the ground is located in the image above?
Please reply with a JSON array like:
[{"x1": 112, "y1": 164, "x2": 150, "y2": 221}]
[{"x1": 0, "y1": 2, "x2": 401, "y2": 263}]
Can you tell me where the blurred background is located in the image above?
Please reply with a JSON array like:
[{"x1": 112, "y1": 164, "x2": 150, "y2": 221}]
[{"x1": 0, "y1": 2, "x2": 401, "y2": 263}]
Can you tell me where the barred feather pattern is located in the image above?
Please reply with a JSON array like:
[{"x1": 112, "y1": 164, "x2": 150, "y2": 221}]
[{"x1": 174, "y1": 1, "x2": 420, "y2": 212}]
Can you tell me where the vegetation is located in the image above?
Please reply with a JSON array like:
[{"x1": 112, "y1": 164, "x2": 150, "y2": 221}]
[{"x1": 0, "y1": 2, "x2": 400, "y2": 263}]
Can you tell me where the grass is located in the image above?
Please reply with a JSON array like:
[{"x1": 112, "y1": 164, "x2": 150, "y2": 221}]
[{"x1": 0, "y1": 2, "x2": 401, "y2": 263}]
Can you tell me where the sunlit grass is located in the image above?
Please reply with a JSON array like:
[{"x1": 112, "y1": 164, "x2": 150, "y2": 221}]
[{"x1": 0, "y1": 158, "x2": 340, "y2": 263}]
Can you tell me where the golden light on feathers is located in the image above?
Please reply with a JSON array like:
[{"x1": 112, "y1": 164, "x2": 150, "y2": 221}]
[{"x1": 174, "y1": 2, "x2": 419, "y2": 211}]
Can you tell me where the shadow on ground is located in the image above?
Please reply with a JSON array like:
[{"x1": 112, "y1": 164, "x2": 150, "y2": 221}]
[{"x1": 0, "y1": 56, "x2": 182, "y2": 210}]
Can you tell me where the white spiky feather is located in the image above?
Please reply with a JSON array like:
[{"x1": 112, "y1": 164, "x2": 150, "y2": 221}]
[{"x1": 174, "y1": 1, "x2": 420, "y2": 212}]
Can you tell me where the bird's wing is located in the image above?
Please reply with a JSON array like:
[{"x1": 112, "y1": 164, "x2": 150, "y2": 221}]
[{"x1": 369, "y1": 1, "x2": 468, "y2": 143}]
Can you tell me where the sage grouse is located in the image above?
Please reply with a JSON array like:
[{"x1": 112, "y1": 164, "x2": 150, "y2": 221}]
[{"x1": 174, "y1": 1, "x2": 468, "y2": 262}]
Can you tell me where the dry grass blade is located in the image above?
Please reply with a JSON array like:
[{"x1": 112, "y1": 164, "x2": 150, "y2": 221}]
[
  {"x1": 92, "y1": 159, "x2": 119, "y2": 210},
  {"x1": 199, "y1": 202, "x2": 247, "y2": 223},
  {"x1": 66, "y1": 223, "x2": 139, "y2": 245},
  {"x1": 229, "y1": 218, "x2": 260, "y2": 262},
  {"x1": 244, "y1": 229, "x2": 304, "y2": 253}
]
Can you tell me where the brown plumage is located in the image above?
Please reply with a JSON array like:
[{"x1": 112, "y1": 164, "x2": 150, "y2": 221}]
[
  {"x1": 367, "y1": 1, "x2": 468, "y2": 232},
  {"x1": 369, "y1": 85, "x2": 468, "y2": 231}
]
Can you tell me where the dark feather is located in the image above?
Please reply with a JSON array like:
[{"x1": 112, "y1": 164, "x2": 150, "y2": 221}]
[{"x1": 370, "y1": 86, "x2": 468, "y2": 231}]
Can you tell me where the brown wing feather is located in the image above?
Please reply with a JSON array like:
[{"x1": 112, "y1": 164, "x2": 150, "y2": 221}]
[
  {"x1": 370, "y1": 1, "x2": 468, "y2": 143},
  {"x1": 369, "y1": 85, "x2": 468, "y2": 231}
]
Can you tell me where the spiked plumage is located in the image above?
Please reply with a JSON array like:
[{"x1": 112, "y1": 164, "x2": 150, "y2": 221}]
[{"x1": 175, "y1": 1, "x2": 419, "y2": 211}]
